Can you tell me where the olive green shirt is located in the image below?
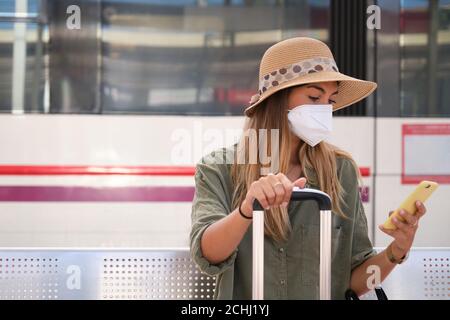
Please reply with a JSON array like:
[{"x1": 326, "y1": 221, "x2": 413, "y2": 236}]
[{"x1": 190, "y1": 144, "x2": 376, "y2": 300}]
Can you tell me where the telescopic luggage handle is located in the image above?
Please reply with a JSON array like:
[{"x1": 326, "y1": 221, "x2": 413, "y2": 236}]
[
  {"x1": 252, "y1": 187, "x2": 332, "y2": 211},
  {"x1": 252, "y1": 187, "x2": 332, "y2": 300}
]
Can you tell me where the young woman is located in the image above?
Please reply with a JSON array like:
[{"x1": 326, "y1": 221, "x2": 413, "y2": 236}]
[{"x1": 190, "y1": 37, "x2": 427, "y2": 299}]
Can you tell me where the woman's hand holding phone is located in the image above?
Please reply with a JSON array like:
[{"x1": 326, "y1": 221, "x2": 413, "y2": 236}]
[{"x1": 379, "y1": 180, "x2": 438, "y2": 260}]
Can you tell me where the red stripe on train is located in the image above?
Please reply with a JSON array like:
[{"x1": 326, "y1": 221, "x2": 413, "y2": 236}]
[
  {"x1": 359, "y1": 167, "x2": 370, "y2": 177},
  {"x1": 0, "y1": 165, "x2": 371, "y2": 177},
  {"x1": 0, "y1": 165, "x2": 196, "y2": 176}
]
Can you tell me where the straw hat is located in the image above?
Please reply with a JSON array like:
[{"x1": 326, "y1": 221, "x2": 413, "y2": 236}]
[{"x1": 245, "y1": 37, "x2": 377, "y2": 116}]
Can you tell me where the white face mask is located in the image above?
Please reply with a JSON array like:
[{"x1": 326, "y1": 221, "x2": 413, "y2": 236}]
[{"x1": 287, "y1": 104, "x2": 333, "y2": 147}]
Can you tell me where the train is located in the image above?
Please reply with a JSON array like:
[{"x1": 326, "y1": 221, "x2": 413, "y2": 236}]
[{"x1": 0, "y1": 0, "x2": 449, "y2": 251}]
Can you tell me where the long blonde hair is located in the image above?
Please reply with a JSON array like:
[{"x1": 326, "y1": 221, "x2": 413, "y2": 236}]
[{"x1": 231, "y1": 88, "x2": 361, "y2": 243}]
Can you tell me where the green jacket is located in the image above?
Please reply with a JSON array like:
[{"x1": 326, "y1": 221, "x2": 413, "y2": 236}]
[{"x1": 190, "y1": 144, "x2": 376, "y2": 299}]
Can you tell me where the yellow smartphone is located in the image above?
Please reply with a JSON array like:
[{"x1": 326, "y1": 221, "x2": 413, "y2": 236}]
[{"x1": 383, "y1": 180, "x2": 439, "y2": 230}]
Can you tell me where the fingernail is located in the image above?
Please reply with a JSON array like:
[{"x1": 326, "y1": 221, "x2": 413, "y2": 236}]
[
  {"x1": 416, "y1": 201, "x2": 421, "y2": 206},
  {"x1": 282, "y1": 202, "x2": 288, "y2": 208},
  {"x1": 265, "y1": 206, "x2": 271, "y2": 210},
  {"x1": 393, "y1": 217, "x2": 398, "y2": 222},
  {"x1": 399, "y1": 211, "x2": 405, "y2": 216}
]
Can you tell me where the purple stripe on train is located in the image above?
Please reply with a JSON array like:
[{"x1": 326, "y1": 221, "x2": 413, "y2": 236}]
[
  {"x1": 0, "y1": 186, "x2": 195, "y2": 202},
  {"x1": 0, "y1": 186, "x2": 369, "y2": 203}
]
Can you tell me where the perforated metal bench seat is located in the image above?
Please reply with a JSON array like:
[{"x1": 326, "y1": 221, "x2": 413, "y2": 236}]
[
  {"x1": 0, "y1": 248, "x2": 215, "y2": 300},
  {"x1": 0, "y1": 247, "x2": 448, "y2": 300}
]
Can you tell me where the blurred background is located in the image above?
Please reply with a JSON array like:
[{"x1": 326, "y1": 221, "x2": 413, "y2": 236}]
[{"x1": 0, "y1": 0, "x2": 449, "y2": 249}]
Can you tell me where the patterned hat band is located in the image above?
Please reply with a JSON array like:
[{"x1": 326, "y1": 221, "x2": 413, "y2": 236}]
[{"x1": 249, "y1": 57, "x2": 339, "y2": 105}]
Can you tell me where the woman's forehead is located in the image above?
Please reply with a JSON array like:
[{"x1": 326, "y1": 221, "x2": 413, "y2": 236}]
[{"x1": 293, "y1": 82, "x2": 339, "y2": 92}]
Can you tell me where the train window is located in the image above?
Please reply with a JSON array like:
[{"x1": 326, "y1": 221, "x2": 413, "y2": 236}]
[
  {"x1": 100, "y1": 0, "x2": 331, "y2": 115},
  {"x1": 0, "y1": 0, "x2": 331, "y2": 115},
  {"x1": 0, "y1": 0, "x2": 44, "y2": 113},
  {"x1": 399, "y1": 0, "x2": 450, "y2": 117}
]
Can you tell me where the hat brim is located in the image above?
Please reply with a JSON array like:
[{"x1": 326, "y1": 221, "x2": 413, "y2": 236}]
[{"x1": 244, "y1": 71, "x2": 377, "y2": 116}]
